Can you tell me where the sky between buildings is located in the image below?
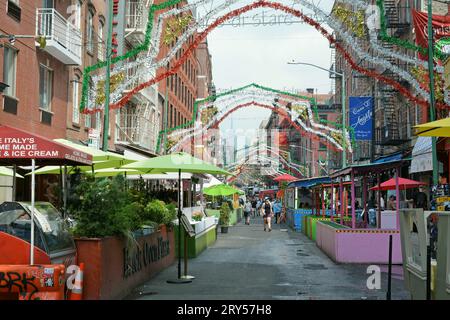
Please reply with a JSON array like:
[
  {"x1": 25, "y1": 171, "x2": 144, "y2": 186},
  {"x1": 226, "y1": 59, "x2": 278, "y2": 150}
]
[{"x1": 192, "y1": 0, "x2": 335, "y2": 150}]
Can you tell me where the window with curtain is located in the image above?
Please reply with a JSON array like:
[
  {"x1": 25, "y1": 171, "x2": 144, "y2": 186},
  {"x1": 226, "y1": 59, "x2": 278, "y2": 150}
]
[
  {"x1": 98, "y1": 20, "x2": 104, "y2": 61},
  {"x1": 96, "y1": 112, "x2": 102, "y2": 130},
  {"x1": 72, "y1": 77, "x2": 80, "y2": 124},
  {"x1": 87, "y1": 10, "x2": 94, "y2": 53},
  {"x1": 39, "y1": 64, "x2": 53, "y2": 111},
  {"x1": 3, "y1": 46, "x2": 17, "y2": 97}
]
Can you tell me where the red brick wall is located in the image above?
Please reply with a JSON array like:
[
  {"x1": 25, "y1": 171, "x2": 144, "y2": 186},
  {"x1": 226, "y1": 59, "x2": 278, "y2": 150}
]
[
  {"x1": 0, "y1": 0, "x2": 68, "y2": 139},
  {"x1": 154, "y1": 0, "x2": 198, "y2": 140}
]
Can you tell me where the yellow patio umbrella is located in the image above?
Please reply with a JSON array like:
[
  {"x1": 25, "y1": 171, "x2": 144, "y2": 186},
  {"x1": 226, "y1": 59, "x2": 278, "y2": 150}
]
[{"x1": 415, "y1": 117, "x2": 450, "y2": 137}]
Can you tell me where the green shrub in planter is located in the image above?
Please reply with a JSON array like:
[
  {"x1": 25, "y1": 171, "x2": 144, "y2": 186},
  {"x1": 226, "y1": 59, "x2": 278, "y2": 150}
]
[
  {"x1": 71, "y1": 176, "x2": 143, "y2": 238},
  {"x1": 219, "y1": 203, "x2": 230, "y2": 226},
  {"x1": 143, "y1": 199, "x2": 177, "y2": 226}
]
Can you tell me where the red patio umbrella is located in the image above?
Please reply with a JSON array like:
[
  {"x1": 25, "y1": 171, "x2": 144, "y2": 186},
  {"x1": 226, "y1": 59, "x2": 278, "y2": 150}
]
[
  {"x1": 273, "y1": 173, "x2": 297, "y2": 182},
  {"x1": 370, "y1": 177, "x2": 426, "y2": 191}
]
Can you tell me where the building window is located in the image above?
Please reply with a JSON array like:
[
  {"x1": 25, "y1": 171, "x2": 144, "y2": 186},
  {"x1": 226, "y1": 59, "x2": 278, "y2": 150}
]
[
  {"x1": 75, "y1": 1, "x2": 81, "y2": 29},
  {"x1": 39, "y1": 64, "x2": 53, "y2": 111},
  {"x1": 72, "y1": 77, "x2": 80, "y2": 124},
  {"x1": 85, "y1": 114, "x2": 91, "y2": 128},
  {"x1": 87, "y1": 10, "x2": 94, "y2": 54},
  {"x1": 3, "y1": 46, "x2": 17, "y2": 97},
  {"x1": 98, "y1": 20, "x2": 104, "y2": 61},
  {"x1": 7, "y1": 0, "x2": 21, "y2": 21},
  {"x1": 96, "y1": 112, "x2": 102, "y2": 130}
]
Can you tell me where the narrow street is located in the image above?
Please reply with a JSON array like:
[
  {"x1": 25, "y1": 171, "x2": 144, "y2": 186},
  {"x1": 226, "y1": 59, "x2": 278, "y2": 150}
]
[{"x1": 127, "y1": 218, "x2": 410, "y2": 300}]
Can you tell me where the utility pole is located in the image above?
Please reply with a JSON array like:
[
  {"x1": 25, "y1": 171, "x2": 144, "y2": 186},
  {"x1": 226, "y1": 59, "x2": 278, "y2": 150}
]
[
  {"x1": 102, "y1": 0, "x2": 114, "y2": 151},
  {"x1": 427, "y1": 0, "x2": 439, "y2": 186},
  {"x1": 341, "y1": 71, "x2": 347, "y2": 168}
]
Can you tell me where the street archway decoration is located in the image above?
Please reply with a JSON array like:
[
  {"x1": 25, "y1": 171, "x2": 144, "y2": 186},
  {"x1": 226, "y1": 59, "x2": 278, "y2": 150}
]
[
  {"x1": 80, "y1": 0, "x2": 450, "y2": 123},
  {"x1": 157, "y1": 83, "x2": 354, "y2": 154}
]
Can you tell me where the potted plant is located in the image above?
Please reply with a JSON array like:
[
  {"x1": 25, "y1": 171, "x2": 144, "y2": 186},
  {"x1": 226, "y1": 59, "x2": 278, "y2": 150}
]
[
  {"x1": 192, "y1": 211, "x2": 204, "y2": 222},
  {"x1": 219, "y1": 203, "x2": 230, "y2": 233}
]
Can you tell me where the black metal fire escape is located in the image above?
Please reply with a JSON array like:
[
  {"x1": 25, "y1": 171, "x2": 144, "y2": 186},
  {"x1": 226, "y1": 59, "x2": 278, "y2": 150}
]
[{"x1": 375, "y1": 0, "x2": 410, "y2": 151}]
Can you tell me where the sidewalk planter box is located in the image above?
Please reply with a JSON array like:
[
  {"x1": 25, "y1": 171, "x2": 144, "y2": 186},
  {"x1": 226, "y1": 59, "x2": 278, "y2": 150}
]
[
  {"x1": 75, "y1": 227, "x2": 175, "y2": 300},
  {"x1": 304, "y1": 216, "x2": 351, "y2": 241},
  {"x1": 315, "y1": 221, "x2": 402, "y2": 264},
  {"x1": 175, "y1": 217, "x2": 218, "y2": 258},
  {"x1": 175, "y1": 224, "x2": 217, "y2": 258},
  {"x1": 229, "y1": 209, "x2": 238, "y2": 226},
  {"x1": 231, "y1": 208, "x2": 242, "y2": 225}
]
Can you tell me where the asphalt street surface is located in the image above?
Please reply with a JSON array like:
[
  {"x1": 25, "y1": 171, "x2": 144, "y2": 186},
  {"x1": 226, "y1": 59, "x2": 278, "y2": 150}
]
[{"x1": 127, "y1": 216, "x2": 410, "y2": 300}]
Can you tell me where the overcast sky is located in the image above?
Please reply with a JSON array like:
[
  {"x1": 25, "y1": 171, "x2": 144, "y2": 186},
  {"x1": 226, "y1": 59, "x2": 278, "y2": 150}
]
[{"x1": 193, "y1": 0, "x2": 336, "y2": 149}]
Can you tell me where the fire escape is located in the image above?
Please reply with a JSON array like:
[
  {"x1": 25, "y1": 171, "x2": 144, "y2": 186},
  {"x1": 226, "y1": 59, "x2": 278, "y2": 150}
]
[
  {"x1": 329, "y1": 33, "x2": 343, "y2": 170},
  {"x1": 115, "y1": 0, "x2": 160, "y2": 154},
  {"x1": 375, "y1": 0, "x2": 410, "y2": 155}
]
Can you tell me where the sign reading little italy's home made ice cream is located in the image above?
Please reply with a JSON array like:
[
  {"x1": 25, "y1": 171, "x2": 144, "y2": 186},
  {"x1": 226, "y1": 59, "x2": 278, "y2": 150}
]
[{"x1": 0, "y1": 125, "x2": 92, "y2": 165}]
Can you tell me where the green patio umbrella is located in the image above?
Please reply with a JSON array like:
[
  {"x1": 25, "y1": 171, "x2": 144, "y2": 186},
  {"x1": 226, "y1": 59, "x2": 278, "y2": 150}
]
[
  {"x1": 85, "y1": 168, "x2": 144, "y2": 178},
  {"x1": 54, "y1": 139, "x2": 123, "y2": 162},
  {"x1": 26, "y1": 159, "x2": 136, "y2": 176},
  {"x1": 122, "y1": 152, "x2": 231, "y2": 283},
  {"x1": 0, "y1": 167, "x2": 24, "y2": 178},
  {"x1": 203, "y1": 184, "x2": 241, "y2": 196}
]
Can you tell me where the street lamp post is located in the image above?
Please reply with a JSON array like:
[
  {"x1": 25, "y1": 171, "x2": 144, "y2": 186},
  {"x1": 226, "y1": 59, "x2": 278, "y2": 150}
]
[{"x1": 288, "y1": 61, "x2": 347, "y2": 169}]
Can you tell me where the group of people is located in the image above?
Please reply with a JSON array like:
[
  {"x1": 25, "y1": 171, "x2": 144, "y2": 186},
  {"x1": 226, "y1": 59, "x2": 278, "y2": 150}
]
[{"x1": 243, "y1": 197, "x2": 284, "y2": 232}]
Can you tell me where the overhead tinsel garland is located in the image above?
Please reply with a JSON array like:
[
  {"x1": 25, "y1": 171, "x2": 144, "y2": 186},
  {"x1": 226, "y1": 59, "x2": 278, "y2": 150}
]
[
  {"x1": 168, "y1": 101, "x2": 346, "y2": 154},
  {"x1": 84, "y1": 0, "x2": 446, "y2": 114},
  {"x1": 376, "y1": 0, "x2": 445, "y2": 60},
  {"x1": 155, "y1": 82, "x2": 326, "y2": 151},
  {"x1": 326, "y1": 0, "x2": 443, "y2": 73},
  {"x1": 299, "y1": 0, "x2": 432, "y2": 103},
  {"x1": 164, "y1": 89, "x2": 346, "y2": 153},
  {"x1": 115, "y1": 0, "x2": 448, "y2": 124},
  {"x1": 163, "y1": 14, "x2": 193, "y2": 45},
  {"x1": 103, "y1": 0, "x2": 243, "y2": 106},
  {"x1": 332, "y1": 5, "x2": 366, "y2": 38}
]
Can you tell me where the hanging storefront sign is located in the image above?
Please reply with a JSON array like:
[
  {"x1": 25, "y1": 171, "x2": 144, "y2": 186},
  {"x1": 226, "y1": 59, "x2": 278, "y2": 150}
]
[
  {"x1": 410, "y1": 136, "x2": 433, "y2": 174},
  {"x1": 349, "y1": 97, "x2": 373, "y2": 141},
  {"x1": 413, "y1": 10, "x2": 450, "y2": 59}
]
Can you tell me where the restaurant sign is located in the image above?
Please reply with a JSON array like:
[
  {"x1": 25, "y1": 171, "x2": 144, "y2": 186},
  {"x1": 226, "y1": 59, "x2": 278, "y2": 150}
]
[
  {"x1": 0, "y1": 125, "x2": 92, "y2": 165},
  {"x1": 349, "y1": 97, "x2": 373, "y2": 141},
  {"x1": 123, "y1": 237, "x2": 170, "y2": 278}
]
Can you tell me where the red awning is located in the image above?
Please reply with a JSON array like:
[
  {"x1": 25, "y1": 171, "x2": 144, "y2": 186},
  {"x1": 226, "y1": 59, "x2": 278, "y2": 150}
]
[
  {"x1": 273, "y1": 173, "x2": 298, "y2": 182},
  {"x1": 0, "y1": 125, "x2": 92, "y2": 166},
  {"x1": 370, "y1": 177, "x2": 426, "y2": 191}
]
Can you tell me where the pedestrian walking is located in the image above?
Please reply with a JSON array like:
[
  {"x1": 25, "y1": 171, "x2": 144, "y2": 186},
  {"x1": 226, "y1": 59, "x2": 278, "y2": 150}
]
[
  {"x1": 256, "y1": 198, "x2": 262, "y2": 216},
  {"x1": 244, "y1": 199, "x2": 252, "y2": 225},
  {"x1": 273, "y1": 199, "x2": 282, "y2": 224},
  {"x1": 261, "y1": 198, "x2": 273, "y2": 232},
  {"x1": 251, "y1": 198, "x2": 257, "y2": 217}
]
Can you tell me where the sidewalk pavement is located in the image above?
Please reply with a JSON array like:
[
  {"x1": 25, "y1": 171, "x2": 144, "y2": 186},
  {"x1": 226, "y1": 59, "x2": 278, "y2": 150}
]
[{"x1": 126, "y1": 217, "x2": 410, "y2": 300}]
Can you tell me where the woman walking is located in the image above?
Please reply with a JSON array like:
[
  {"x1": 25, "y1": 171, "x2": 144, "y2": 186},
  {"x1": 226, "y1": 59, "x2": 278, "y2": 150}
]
[
  {"x1": 244, "y1": 199, "x2": 252, "y2": 225},
  {"x1": 261, "y1": 198, "x2": 274, "y2": 232}
]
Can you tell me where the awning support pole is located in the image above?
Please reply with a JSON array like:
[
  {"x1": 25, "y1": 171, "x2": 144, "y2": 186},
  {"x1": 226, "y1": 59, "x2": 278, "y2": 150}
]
[
  {"x1": 396, "y1": 167, "x2": 400, "y2": 230},
  {"x1": 351, "y1": 170, "x2": 356, "y2": 229},
  {"x1": 30, "y1": 159, "x2": 35, "y2": 265},
  {"x1": 339, "y1": 178, "x2": 344, "y2": 225}
]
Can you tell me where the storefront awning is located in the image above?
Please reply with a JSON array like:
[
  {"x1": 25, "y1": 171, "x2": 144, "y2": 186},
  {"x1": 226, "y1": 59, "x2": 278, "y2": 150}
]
[
  {"x1": 373, "y1": 153, "x2": 403, "y2": 164},
  {"x1": 0, "y1": 125, "x2": 92, "y2": 166},
  {"x1": 410, "y1": 137, "x2": 432, "y2": 173},
  {"x1": 287, "y1": 177, "x2": 331, "y2": 188}
]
